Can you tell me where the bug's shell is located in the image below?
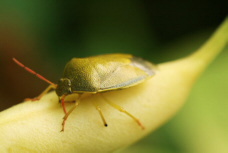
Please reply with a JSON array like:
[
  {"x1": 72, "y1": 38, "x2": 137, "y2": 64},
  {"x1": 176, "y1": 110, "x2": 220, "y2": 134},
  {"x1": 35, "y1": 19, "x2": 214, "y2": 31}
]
[{"x1": 56, "y1": 54, "x2": 156, "y2": 96}]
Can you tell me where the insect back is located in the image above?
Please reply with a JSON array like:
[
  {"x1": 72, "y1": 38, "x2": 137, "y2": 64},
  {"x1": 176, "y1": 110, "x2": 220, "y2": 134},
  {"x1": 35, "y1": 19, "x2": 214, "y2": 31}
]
[{"x1": 56, "y1": 54, "x2": 155, "y2": 95}]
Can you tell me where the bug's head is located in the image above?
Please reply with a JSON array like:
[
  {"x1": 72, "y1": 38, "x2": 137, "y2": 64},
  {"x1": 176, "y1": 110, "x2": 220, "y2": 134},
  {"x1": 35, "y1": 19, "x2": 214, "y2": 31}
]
[{"x1": 56, "y1": 78, "x2": 73, "y2": 97}]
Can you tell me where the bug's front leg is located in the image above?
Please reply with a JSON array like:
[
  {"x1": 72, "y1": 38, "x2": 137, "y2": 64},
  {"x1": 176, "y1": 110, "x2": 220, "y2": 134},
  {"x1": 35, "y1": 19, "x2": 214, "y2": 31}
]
[{"x1": 25, "y1": 84, "x2": 57, "y2": 101}]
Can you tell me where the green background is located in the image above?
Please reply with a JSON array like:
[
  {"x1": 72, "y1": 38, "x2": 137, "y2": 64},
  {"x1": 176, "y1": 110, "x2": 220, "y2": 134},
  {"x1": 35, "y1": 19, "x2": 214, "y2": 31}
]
[{"x1": 0, "y1": 1, "x2": 227, "y2": 152}]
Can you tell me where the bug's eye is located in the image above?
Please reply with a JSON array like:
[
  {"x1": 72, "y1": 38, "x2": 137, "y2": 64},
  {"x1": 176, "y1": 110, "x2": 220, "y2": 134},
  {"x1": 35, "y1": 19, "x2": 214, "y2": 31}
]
[{"x1": 58, "y1": 78, "x2": 71, "y2": 87}]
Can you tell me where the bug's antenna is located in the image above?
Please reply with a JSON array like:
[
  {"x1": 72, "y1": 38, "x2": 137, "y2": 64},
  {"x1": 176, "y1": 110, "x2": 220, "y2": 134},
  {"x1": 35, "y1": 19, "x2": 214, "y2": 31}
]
[{"x1": 13, "y1": 58, "x2": 56, "y2": 87}]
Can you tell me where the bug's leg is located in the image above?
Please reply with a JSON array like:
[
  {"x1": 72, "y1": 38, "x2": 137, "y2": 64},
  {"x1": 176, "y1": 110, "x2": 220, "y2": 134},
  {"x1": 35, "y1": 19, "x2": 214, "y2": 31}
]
[
  {"x1": 92, "y1": 101, "x2": 108, "y2": 127},
  {"x1": 60, "y1": 94, "x2": 81, "y2": 114},
  {"x1": 101, "y1": 95, "x2": 145, "y2": 129},
  {"x1": 25, "y1": 84, "x2": 56, "y2": 101},
  {"x1": 36, "y1": 84, "x2": 57, "y2": 99},
  {"x1": 61, "y1": 95, "x2": 82, "y2": 132}
]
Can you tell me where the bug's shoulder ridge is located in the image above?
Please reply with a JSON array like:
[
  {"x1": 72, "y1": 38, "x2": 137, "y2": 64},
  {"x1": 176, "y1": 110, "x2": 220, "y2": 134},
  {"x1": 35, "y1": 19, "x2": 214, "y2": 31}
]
[
  {"x1": 67, "y1": 54, "x2": 132, "y2": 66},
  {"x1": 94, "y1": 53, "x2": 133, "y2": 58}
]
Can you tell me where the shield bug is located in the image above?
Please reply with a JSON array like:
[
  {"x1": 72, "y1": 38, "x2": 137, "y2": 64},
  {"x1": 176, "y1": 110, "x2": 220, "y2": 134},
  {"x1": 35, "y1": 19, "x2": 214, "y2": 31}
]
[{"x1": 13, "y1": 54, "x2": 156, "y2": 131}]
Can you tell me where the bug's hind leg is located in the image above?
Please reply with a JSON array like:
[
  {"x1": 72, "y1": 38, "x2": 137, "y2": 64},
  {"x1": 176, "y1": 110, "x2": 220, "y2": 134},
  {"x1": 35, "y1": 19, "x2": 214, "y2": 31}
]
[
  {"x1": 101, "y1": 94, "x2": 145, "y2": 129},
  {"x1": 92, "y1": 101, "x2": 108, "y2": 127},
  {"x1": 25, "y1": 84, "x2": 56, "y2": 101}
]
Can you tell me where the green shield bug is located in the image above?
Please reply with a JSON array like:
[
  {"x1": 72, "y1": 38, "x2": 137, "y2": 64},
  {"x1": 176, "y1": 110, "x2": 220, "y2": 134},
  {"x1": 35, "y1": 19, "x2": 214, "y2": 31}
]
[{"x1": 13, "y1": 54, "x2": 156, "y2": 131}]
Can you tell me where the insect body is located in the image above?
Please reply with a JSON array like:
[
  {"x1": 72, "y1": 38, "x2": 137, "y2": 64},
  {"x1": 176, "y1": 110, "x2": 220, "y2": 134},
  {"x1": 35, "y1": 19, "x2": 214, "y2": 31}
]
[{"x1": 13, "y1": 54, "x2": 156, "y2": 131}]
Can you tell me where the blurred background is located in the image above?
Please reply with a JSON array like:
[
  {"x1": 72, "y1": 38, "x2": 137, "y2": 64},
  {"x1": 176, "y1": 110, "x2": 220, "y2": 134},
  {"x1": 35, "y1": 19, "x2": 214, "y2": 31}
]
[{"x1": 0, "y1": 0, "x2": 227, "y2": 153}]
